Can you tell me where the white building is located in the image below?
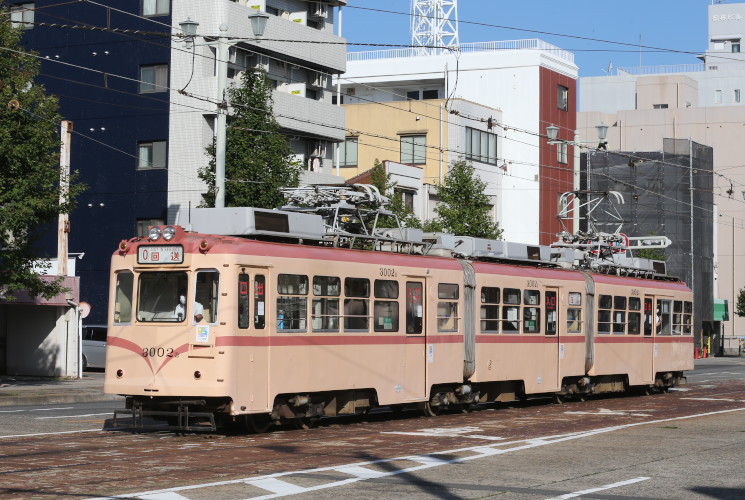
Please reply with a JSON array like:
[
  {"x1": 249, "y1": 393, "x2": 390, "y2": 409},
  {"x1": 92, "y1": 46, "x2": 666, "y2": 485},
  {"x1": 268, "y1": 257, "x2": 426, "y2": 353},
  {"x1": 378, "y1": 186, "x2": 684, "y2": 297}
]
[{"x1": 337, "y1": 40, "x2": 579, "y2": 246}]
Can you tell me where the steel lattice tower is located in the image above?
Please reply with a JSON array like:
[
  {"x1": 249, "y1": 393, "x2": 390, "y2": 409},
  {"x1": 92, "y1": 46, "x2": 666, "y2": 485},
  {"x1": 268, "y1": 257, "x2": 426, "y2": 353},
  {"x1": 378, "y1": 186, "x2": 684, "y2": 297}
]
[{"x1": 411, "y1": 0, "x2": 459, "y2": 55}]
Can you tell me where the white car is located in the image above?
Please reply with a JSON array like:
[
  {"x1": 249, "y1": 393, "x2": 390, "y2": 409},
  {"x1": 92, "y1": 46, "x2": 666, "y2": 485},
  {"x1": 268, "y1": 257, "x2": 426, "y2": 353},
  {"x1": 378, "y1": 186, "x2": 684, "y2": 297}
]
[{"x1": 82, "y1": 324, "x2": 107, "y2": 370}]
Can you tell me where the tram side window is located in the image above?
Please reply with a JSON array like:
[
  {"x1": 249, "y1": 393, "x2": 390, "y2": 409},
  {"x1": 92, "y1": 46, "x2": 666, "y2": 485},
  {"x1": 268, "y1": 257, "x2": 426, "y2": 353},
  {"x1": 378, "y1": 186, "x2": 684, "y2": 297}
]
[
  {"x1": 598, "y1": 294, "x2": 612, "y2": 334},
  {"x1": 480, "y1": 286, "x2": 500, "y2": 333},
  {"x1": 437, "y1": 283, "x2": 459, "y2": 331},
  {"x1": 344, "y1": 277, "x2": 369, "y2": 331},
  {"x1": 657, "y1": 299, "x2": 672, "y2": 335},
  {"x1": 374, "y1": 279, "x2": 399, "y2": 332},
  {"x1": 545, "y1": 291, "x2": 557, "y2": 335},
  {"x1": 137, "y1": 272, "x2": 188, "y2": 322},
  {"x1": 523, "y1": 290, "x2": 540, "y2": 334},
  {"x1": 567, "y1": 292, "x2": 582, "y2": 333},
  {"x1": 114, "y1": 271, "x2": 134, "y2": 324},
  {"x1": 644, "y1": 298, "x2": 653, "y2": 336},
  {"x1": 683, "y1": 301, "x2": 693, "y2": 335},
  {"x1": 254, "y1": 275, "x2": 266, "y2": 329},
  {"x1": 628, "y1": 297, "x2": 641, "y2": 335},
  {"x1": 502, "y1": 288, "x2": 521, "y2": 333},
  {"x1": 277, "y1": 274, "x2": 308, "y2": 331},
  {"x1": 613, "y1": 296, "x2": 627, "y2": 334},
  {"x1": 672, "y1": 300, "x2": 684, "y2": 335},
  {"x1": 196, "y1": 270, "x2": 219, "y2": 324},
  {"x1": 312, "y1": 276, "x2": 340, "y2": 331},
  {"x1": 238, "y1": 273, "x2": 250, "y2": 329},
  {"x1": 406, "y1": 281, "x2": 423, "y2": 334}
]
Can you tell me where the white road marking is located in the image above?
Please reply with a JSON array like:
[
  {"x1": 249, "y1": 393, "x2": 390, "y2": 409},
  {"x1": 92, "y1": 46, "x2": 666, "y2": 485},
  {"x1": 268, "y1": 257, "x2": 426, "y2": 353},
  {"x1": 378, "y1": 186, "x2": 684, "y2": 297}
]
[
  {"x1": 563, "y1": 408, "x2": 653, "y2": 417},
  {"x1": 680, "y1": 397, "x2": 737, "y2": 402},
  {"x1": 30, "y1": 407, "x2": 75, "y2": 412},
  {"x1": 0, "y1": 409, "x2": 25, "y2": 413},
  {"x1": 139, "y1": 493, "x2": 190, "y2": 500},
  {"x1": 544, "y1": 476, "x2": 650, "y2": 500},
  {"x1": 84, "y1": 406, "x2": 745, "y2": 500},
  {"x1": 0, "y1": 429, "x2": 101, "y2": 439},
  {"x1": 668, "y1": 388, "x2": 690, "y2": 392},
  {"x1": 248, "y1": 478, "x2": 307, "y2": 495},
  {"x1": 35, "y1": 412, "x2": 112, "y2": 420}
]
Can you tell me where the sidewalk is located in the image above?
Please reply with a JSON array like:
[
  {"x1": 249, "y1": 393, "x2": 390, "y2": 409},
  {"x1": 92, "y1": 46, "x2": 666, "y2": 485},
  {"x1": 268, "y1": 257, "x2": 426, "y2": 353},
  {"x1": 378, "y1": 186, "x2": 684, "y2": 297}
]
[{"x1": 0, "y1": 371, "x2": 122, "y2": 407}]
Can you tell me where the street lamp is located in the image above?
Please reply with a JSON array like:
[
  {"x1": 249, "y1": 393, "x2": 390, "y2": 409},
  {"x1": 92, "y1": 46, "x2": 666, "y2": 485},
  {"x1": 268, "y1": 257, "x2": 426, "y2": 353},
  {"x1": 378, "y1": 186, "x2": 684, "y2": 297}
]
[
  {"x1": 596, "y1": 122, "x2": 608, "y2": 150},
  {"x1": 179, "y1": 12, "x2": 272, "y2": 208}
]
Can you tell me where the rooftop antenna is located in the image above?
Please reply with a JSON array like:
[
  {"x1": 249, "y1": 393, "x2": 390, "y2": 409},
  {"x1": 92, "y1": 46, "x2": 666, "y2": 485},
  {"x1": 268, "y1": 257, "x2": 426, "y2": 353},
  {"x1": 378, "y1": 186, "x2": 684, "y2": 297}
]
[{"x1": 411, "y1": 0, "x2": 460, "y2": 55}]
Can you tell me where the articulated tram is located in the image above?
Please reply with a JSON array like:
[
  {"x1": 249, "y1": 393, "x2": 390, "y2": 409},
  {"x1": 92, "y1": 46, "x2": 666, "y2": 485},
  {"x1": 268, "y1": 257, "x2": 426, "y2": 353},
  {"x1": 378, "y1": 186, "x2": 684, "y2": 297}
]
[{"x1": 105, "y1": 200, "x2": 693, "y2": 431}]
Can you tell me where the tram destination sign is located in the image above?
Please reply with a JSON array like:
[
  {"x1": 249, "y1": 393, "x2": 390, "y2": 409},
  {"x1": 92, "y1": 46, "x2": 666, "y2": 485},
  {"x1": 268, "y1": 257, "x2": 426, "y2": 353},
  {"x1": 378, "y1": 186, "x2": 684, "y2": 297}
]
[{"x1": 137, "y1": 245, "x2": 184, "y2": 264}]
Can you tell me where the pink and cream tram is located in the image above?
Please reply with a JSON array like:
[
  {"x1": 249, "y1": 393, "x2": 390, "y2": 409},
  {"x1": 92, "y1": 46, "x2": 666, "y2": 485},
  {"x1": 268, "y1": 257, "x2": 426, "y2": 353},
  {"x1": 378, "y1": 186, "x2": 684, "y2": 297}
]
[{"x1": 105, "y1": 207, "x2": 693, "y2": 431}]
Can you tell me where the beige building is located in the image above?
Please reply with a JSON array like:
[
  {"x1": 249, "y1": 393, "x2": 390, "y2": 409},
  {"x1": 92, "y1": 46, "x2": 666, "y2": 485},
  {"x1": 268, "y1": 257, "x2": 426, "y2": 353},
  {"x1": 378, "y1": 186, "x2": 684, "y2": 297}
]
[
  {"x1": 339, "y1": 98, "x2": 504, "y2": 224},
  {"x1": 579, "y1": 73, "x2": 744, "y2": 354}
]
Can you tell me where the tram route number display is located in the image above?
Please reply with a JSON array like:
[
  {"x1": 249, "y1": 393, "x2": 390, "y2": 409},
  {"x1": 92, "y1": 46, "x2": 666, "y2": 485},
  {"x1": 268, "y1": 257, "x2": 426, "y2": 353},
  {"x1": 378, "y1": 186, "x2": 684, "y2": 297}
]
[{"x1": 137, "y1": 245, "x2": 184, "y2": 264}]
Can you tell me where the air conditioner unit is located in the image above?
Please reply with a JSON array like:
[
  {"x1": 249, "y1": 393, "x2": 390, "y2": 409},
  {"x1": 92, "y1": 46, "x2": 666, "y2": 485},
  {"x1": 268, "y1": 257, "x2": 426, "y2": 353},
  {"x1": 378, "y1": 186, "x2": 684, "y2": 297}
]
[
  {"x1": 311, "y1": 71, "x2": 328, "y2": 88},
  {"x1": 345, "y1": 87, "x2": 355, "y2": 96},
  {"x1": 311, "y1": 2, "x2": 328, "y2": 19},
  {"x1": 289, "y1": 11, "x2": 307, "y2": 25}
]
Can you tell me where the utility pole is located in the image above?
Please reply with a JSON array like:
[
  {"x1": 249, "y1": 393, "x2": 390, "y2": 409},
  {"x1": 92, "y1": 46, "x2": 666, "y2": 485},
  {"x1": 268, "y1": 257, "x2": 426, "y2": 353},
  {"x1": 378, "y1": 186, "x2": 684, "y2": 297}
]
[
  {"x1": 215, "y1": 25, "x2": 229, "y2": 209},
  {"x1": 58, "y1": 120, "x2": 73, "y2": 276}
]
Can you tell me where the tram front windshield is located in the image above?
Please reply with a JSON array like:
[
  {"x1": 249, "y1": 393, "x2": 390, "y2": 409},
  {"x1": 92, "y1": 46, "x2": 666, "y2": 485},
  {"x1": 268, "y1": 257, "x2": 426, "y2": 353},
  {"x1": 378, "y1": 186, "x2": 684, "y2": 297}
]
[{"x1": 137, "y1": 272, "x2": 188, "y2": 322}]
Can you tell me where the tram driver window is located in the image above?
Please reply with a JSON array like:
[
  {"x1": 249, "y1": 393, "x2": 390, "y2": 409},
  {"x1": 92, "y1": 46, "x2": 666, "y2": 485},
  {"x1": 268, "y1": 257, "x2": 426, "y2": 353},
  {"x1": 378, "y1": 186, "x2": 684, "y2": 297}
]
[
  {"x1": 277, "y1": 274, "x2": 308, "y2": 331},
  {"x1": 195, "y1": 270, "x2": 219, "y2": 324},
  {"x1": 344, "y1": 277, "x2": 370, "y2": 331},
  {"x1": 114, "y1": 271, "x2": 134, "y2": 324},
  {"x1": 137, "y1": 271, "x2": 188, "y2": 322}
]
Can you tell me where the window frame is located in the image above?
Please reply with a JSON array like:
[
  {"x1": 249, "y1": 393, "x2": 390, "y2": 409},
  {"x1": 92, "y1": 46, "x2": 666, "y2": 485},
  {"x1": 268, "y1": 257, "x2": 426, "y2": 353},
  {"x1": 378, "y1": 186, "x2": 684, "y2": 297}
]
[
  {"x1": 139, "y1": 64, "x2": 169, "y2": 93},
  {"x1": 558, "y1": 85, "x2": 569, "y2": 111},
  {"x1": 400, "y1": 134, "x2": 427, "y2": 165},
  {"x1": 138, "y1": 140, "x2": 167, "y2": 170},
  {"x1": 142, "y1": 0, "x2": 170, "y2": 17},
  {"x1": 465, "y1": 127, "x2": 498, "y2": 165},
  {"x1": 337, "y1": 137, "x2": 358, "y2": 167}
]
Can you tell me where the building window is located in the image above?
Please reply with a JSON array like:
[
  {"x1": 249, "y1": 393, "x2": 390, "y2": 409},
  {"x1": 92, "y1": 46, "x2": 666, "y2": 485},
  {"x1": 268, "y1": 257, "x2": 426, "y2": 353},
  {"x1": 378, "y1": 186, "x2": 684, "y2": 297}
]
[
  {"x1": 736, "y1": 89, "x2": 741, "y2": 103},
  {"x1": 400, "y1": 135, "x2": 426, "y2": 164},
  {"x1": 558, "y1": 85, "x2": 569, "y2": 111},
  {"x1": 139, "y1": 64, "x2": 168, "y2": 93},
  {"x1": 10, "y1": 3, "x2": 34, "y2": 29},
  {"x1": 142, "y1": 0, "x2": 169, "y2": 16},
  {"x1": 394, "y1": 188, "x2": 415, "y2": 211},
  {"x1": 557, "y1": 142, "x2": 568, "y2": 164},
  {"x1": 653, "y1": 104, "x2": 669, "y2": 109},
  {"x1": 422, "y1": 89, "x2": 438, "y2": 99},
  {"x1": 465, "y1": 127, "x2": 498, "y2": 165},
  {"x1": 138, "y1": 141, "x2": 167, "y2": 169},
  {"x1": 136, "y1": 219, "x2": 165, "y2": 238},
  {"x1": 337, "y1": 137, "x2": 358, "y2": 167},
  {"x1": 734, "y1": 42, "x2": 741, "y2": 53},
  {"x1": 714, "y1": 89, "x2": 722, "y2": 104}
]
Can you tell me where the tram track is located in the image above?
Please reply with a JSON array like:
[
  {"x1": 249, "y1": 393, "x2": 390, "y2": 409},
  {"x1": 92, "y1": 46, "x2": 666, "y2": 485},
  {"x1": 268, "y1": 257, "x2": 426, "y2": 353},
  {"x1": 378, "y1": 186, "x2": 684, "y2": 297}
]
[{"x1": 1, "y1": 379, "x2": 744, "y2": 499}]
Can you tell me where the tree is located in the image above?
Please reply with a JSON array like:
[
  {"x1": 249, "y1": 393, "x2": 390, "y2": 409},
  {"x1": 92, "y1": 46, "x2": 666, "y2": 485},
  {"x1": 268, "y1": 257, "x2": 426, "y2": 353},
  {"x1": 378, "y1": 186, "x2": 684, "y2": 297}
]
[
  {"x1": 368, "y1": 159, "x2": 422, "y2": 229},
  {"x1": 425, "y1": 160, "x2": 503, "y2": 239},
  {"x1": 0, "y1": 13, "x2": 84, "y2": 300},
  {"x1": 736, "y1": 288, "x2": 745, "y2": 318},
  {"x1": 199, "y1": 70, "x2": 301, "y2": 208}
]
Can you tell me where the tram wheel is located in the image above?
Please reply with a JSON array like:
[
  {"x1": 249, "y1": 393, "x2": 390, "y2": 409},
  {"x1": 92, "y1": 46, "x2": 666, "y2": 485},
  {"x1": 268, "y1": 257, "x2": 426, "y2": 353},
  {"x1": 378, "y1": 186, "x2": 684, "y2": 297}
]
[
  {"x1": 422, "y1": 402, "x2": 442, "y2": 417},
  {"x1": 244, "y1": 414, "x2": 272, "y2": 434},
  {"x1": 552, "y1": 393, "x2": 566, "y2": 405}
]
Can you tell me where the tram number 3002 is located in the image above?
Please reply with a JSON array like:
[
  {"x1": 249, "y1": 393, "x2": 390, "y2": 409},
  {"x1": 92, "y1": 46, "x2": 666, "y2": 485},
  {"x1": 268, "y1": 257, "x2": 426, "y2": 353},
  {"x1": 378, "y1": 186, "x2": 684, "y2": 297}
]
[
  {"x1": 380, "y1": 267, "x2": 397, "y2": 277},
  {"x1": 142, "y1": 347, "x2": 178, "y2": 358}
]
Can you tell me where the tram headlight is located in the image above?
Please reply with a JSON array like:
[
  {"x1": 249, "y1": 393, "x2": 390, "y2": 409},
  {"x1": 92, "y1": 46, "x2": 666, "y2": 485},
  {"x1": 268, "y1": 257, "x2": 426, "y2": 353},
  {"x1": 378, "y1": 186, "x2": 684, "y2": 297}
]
[
  {"x1": 162, "y1": 225, "x2": 176, "y2": 241},
  {"x1": 148, "y1": 226, "x2": 163, "y2": 241}
]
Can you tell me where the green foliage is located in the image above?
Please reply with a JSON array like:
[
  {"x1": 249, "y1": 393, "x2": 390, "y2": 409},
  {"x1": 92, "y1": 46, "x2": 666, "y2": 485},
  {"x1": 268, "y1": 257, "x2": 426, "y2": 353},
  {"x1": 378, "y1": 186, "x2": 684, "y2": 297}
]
[
  {"x1": 736, "y1": 288, "x2": 745, "y2": 318},
  {"x1": 426, "y1": 160, "x2": 503, "y2": 239},
  {"x1": 0, "y1": 13, "x2": 84, "y2": 300},
  {"x1": 200, "y1": 70, "x2": 301, "y2": 208},
  {"x1": 368, "y1": 159, "x2": 422, "y2": 229},
  {"x1": 636, "y1": 247, "x2": 667, "y2": 261}
]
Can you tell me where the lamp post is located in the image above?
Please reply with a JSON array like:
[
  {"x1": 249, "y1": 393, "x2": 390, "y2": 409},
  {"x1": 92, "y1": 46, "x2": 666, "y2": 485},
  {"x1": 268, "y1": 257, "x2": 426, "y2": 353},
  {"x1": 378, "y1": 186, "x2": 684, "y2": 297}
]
[{"x1": 179, "y1": 11, "x2": 270, "y2": 209}]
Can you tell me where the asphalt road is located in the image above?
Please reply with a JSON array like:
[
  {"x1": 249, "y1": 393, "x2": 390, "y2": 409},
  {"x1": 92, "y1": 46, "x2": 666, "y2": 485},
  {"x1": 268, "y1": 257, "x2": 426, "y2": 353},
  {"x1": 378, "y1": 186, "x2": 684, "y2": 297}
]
[{"x1": 1, "y1": 358, "x2": 744, "y2": 500}]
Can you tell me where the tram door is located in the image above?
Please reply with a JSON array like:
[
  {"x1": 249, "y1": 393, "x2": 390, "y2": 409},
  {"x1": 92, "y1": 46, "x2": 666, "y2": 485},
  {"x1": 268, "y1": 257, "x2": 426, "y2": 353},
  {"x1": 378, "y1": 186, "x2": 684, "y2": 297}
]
[
  {"x1": 238, "y1": 270, "x2": 269, "y2": 411},
  {"x1": 403, "y1": 280, "x2": 427, "y2": 400},
  {"x1": 640, "y1": 296, "x2": 655, "y2": 384},
  {"x1": 545, "y1": 288, "x2": 560, "y2": 390}
]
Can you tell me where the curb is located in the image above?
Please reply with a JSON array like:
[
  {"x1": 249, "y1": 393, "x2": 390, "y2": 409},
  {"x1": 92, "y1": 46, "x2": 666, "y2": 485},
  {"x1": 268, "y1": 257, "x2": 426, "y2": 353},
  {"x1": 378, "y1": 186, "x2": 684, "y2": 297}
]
[{"x1": 0, "y1": 393, "x2": 123, "y2": 407}]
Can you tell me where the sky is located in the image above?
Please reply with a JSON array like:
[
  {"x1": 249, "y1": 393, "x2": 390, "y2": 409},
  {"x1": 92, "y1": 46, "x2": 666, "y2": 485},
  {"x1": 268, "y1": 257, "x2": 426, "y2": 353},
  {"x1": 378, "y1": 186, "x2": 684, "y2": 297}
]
[{"x1": 340, "y1": 0, "x2": 713, "y2": 78}]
